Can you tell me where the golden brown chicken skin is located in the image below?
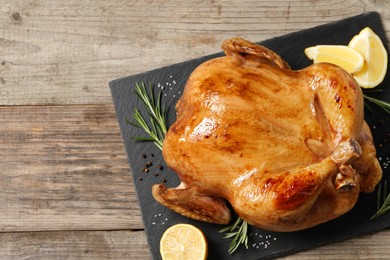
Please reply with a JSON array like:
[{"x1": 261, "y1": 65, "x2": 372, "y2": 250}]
[{"x1": 152, "y1": 38, "x2": 382, "y2": 232}]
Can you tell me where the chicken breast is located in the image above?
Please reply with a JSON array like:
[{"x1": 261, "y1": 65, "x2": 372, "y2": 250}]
[{"x1": 152, "y1": 38, "x2": 382, "y2": 232}]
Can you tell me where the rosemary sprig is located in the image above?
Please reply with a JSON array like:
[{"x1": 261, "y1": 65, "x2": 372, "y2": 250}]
[
  {"x1": 127, "y1": 82, "x2": 167, "y2": 150},
  {"x1": 371, "y1": 180, "x2": 390, "y2": 219},
  {"x1": 371, "y1": 180, "x2": 390, "y2": 220},
  {"x1": 363, "y1": 94, "x2": 390, "y2": 114},
  {"x1": 219, "y1": 217, "x2": 249, "y2": 254}
]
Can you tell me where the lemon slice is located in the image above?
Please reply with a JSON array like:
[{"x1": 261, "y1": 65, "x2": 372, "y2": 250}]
[
  {"x1": 160, "y1": 224, "x2": 208, "y2": 260},
  {"x1": 348, "y1": 27, "x2": 388, "y2": 88},
  {"x1": 304, "y1": 45, "x2": 364, "y2": 74}
]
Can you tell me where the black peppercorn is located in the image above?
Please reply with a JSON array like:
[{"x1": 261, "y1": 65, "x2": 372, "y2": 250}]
[{"x1": 145, "y1": 161, "x2": 153, "y2": 167}]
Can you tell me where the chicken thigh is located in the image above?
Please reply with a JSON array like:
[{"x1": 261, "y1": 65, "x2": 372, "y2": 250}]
[{"x1": 152, "y1": 38, "x2": 382, "y2": 232}]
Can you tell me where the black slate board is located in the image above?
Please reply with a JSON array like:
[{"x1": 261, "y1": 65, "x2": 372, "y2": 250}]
[{"x1": 110, "y1": 12, "x2": 390, "y2": 260}]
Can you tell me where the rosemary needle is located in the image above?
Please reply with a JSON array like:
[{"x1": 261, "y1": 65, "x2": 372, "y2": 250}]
[
  {"x1": 371, "y1": 193, "x2": 390, "y2": 220},
  {"x1": 363, "y1": 94, "x2": 390, "y2": 114}
]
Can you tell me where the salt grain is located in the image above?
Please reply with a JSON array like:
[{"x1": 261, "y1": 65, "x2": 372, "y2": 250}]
[{"x1": 249, "y1": 231, "x2": 277, "y2": 251}]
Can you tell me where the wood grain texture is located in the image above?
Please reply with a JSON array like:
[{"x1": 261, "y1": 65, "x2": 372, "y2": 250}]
[
  {"x1": 0, "y1": 229, "x2": 389, "y2": 260},
  {"x1": 0, "y1": 0, "x2": 390, "y2": 259},
  {"x1": 280, "y1": 230, "x2": 390, "y2": 260},
  {"x1": 0, "y1": 230, "x2": 150, "y2": 259},
  {"x1": 0, "y1": 0, "x2": 389, "y2": 105},
  {"x1": 0, "y1": 104, "x2": 143, "y2": 231}
]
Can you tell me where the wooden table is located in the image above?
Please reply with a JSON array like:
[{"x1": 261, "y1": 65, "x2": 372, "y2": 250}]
[{"x1": 1, "y1": 1, "x2": 389, "y2": 259}]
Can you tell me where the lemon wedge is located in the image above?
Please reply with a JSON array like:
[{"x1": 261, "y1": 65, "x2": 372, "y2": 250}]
[
  {"x1": 348, "y1": 27, "x2": 388, "y2": 88},
  {"x1": 304, "y1": 45, "x2": 364, "y2": 74},
  {"x1": 160, "y1": 224, "x2": 208, "y2": 260}
]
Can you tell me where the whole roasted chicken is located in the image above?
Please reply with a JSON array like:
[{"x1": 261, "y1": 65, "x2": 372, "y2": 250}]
[{"x1": 152, "y1": 38, "x2": 382, "y2": 232}]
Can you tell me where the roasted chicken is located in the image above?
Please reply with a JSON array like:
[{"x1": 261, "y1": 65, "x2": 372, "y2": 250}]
[{"x1": 152, "y1": 38, "x2": 382, "y2": 232}]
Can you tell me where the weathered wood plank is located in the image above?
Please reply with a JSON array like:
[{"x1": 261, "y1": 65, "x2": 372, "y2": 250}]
[
  {"x1": 0, "y1": 0, "x2": 389, "y2": 106},
  {"x1": 0, "y1": 230, "x2": 151, "y2": 259},
  {"x1": 0, "y1": 229, "x2": 389, "y2": 259},
  {"x1": 0, "y1": 104, "x2": 143, "y2": 231},
  {"x1": 281, "y1": 229, "x2": 390, "y2": 259}
]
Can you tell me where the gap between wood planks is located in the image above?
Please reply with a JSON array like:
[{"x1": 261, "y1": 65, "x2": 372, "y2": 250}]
[{"x1": 0, "y1": 228, "x2": 145, "y2": 234}]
